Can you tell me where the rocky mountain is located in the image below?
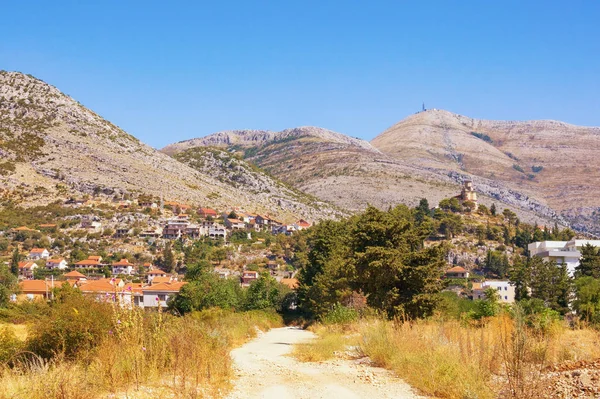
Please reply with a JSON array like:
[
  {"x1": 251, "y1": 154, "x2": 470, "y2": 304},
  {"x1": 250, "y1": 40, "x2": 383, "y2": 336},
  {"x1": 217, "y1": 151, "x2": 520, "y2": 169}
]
[
  {"x1": 163, "y1": 126, "x2": 559, "y2": 229},
  {"x1": 372, "y1": 110, "x2": 600, "y2": 234},
  {"x1": 165, "y1": 111, "x2": 600, "y2": 235},
  {"x1": 0, "y1": 71, "x2": 340, "y2": 222}
]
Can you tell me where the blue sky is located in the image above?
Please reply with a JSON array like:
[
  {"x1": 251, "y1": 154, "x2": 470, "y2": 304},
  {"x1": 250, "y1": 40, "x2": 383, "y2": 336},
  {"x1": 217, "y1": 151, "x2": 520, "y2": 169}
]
[{"x1": 1, "y1": 1, "x2": 599, "y2": 148}]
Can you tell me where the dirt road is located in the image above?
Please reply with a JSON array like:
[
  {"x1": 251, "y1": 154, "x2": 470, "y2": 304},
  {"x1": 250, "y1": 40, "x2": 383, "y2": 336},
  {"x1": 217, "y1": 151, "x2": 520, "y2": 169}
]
[{"x1": 226, "y1": 327, "x2": 423, "y2": 399}]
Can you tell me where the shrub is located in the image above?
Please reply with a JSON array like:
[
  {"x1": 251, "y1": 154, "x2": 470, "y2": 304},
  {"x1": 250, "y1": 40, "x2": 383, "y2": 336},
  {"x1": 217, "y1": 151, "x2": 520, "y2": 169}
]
[
  {"x1": 26, "y1": 295, "x2": 114, "y2": 360},
  {"x1": 322, "y1": 303, "x2": 358, "y2": 325},
  {"x1": 512, "y1": 164, "x2": 524, "y2": 173},
  {"x1": 0, "y1": 326, "x2": 23, "y2": 363},
  {"x1": 471, "y1": 132, "x2": 493, "y2": 143}
]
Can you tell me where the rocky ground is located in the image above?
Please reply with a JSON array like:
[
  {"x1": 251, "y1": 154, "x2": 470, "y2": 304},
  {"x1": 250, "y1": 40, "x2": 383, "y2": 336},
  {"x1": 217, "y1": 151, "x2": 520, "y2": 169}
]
[{"x1": 545, "y1": 360, "x2": 600, "y2": 398}]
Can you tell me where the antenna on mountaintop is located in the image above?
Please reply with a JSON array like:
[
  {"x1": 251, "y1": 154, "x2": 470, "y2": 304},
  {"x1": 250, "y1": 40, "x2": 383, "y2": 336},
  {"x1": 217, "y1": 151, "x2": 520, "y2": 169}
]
[{"x1": 422, "y1": 102, "x2": 426, "y2": 112}]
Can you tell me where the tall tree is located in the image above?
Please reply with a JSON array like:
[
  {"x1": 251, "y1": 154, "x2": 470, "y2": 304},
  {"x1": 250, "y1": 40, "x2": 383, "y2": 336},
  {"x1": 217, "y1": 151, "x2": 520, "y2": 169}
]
[
  {"x1": 509, "y1": 255, "x2": 530, "y2": 301},
  {"x1": 575, "y1": 244, "x2": 600, "y2": 279},
  {"x1": 162, "y1": 242, "x2": 176, "y2": 273},
  {"x1": 10, "y1": 247, "x2": 20, "y2": 277}
]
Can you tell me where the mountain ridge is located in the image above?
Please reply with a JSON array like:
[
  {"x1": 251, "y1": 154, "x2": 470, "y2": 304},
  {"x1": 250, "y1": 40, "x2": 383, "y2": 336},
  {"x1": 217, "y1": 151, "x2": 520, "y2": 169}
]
[{"x1": 0, "y1": 71, "x2": 342, "y2": 222}]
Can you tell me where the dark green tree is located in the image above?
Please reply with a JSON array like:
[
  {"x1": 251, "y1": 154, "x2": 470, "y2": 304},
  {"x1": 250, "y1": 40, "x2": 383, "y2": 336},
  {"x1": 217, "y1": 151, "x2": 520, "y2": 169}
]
[
  {"x1": 162, "y1": 242, "x2": 176, "y2": 273},
  {"x1": 509, "y1": 255, "x2": 530, "y2": 301},
  {"x1": 10, "y1": 247, "x2": 20, "y2": 277},
  {"x1": 575, "y1": 244, "x2": 600, "y2": 279},
  {"x1": 490, "y1": 203, "x2": 497, "y2": 216}
]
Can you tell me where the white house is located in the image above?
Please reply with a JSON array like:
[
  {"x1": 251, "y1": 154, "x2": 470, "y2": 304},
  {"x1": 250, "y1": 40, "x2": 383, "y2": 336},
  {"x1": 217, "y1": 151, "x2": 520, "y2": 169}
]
[
  {"x1": 528, "y1": 240, "x2": 600, "y2": 276},
  {"x1": 29, "y1": 248, "x2": 49, "y2": 260},
  {"x1": 473, "y1": 280, "x2": 515, "y2": 303},
  {"x1": 142, "y1": 282, "x2": 186, "y2": 308},
  {"x1": 46, "y1": 258, "x2": 68, "y2": 270},
  {"x1": 112, "y1": 258, "x2": 135, "y2": 275},
  {"x1": 147, "y1": 267, "x2": 167, "y2": 283}
]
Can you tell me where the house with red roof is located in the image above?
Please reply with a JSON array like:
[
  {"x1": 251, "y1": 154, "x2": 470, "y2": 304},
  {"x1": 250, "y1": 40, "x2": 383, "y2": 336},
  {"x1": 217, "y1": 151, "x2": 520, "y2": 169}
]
[
  {"x1": 18, "y1": 261, "x2": 38, "y2": 279},
  {"x1": 112, "y1": 258, "x2": 135, "y2": 275},
  {"x1": 142, "y1": 281, "x2": 187, "y2": 308},
  {"x1": 28, "y1": 248, "x2": 49, "y2": 260},
  {"x1": 74, "y1": 256, "x2": 104, "y2": 269},
  {"x1": 198, "y1": 207, "x2": 218, "y2": 219}
]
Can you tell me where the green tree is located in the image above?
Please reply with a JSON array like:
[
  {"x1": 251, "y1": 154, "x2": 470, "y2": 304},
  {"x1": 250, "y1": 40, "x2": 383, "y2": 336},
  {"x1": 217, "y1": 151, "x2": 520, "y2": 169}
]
[
  {"x1": 575, "y1": 244, "x2": 600, "y2": 279},
  {"x1": 10, "y1": 247, "x2": 20, "y2": 277},
  {"x1": 162, "y1": 242, "x2": 176, "y2": 273},
  {"x1": 169, "y1": 271, "x2": 243, "y2": 314},
  {"x1": 490, "y1": 203, "x2": 497, "y2": 216},
  {"x1": 244, "y1": 273, "x2": 290, "y2": 311},
  {"x1": 573, "y1": 277, "x2": 600, "y2": 324},
  {"x1": 297, "y1": 205, "x2": 446, "y2": 320},
  {"x1": 509, "y1": 255, "x2": 530, "y2": 301}
]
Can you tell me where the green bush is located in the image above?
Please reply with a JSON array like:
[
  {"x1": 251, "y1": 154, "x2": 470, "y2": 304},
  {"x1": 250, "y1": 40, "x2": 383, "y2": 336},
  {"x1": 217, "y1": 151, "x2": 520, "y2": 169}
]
[
  {"x1": 0, "y1": 326, "x2": 23, "y2": 363},
  {"x1": 26, "y1": 294, "x2": 114, "y2": 360},
  {"x1": 322, "y1": 303, "x2": 358, "y2": 325}
]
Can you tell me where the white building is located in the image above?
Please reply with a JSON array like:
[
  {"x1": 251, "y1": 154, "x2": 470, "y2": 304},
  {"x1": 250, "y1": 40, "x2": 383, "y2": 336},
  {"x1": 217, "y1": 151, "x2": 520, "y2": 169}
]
[
  {"x1": 142, "y1": 282, "x2": 186, "y2": 308},
  {"x1": 473, "y1": 280, "x2": 516, "y2": 303},
  {"x1": 112, "y1": 258, "x2": 135, "y2": 275},
  {"x1": 28, "y1": 248, "x2": 49, "y2": 260},
  {"x1": 46, "y1": 258, "x2": 68, "y2": 270},
  {"x1": 528, "y1": 240, "x2": 600, "y2": 276}
]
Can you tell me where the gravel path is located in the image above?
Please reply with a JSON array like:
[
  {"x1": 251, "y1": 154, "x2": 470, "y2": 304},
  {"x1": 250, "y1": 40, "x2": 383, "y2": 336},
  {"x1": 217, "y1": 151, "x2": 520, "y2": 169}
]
[{"x1": 225, "y1": 326, "x2": 423, "y2": 399}]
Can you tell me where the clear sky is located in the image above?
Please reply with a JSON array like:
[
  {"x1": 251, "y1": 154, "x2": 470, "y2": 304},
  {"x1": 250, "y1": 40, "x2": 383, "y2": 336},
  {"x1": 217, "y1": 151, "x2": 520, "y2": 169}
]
[{"x1": 1, "y1": 1, "x2": 599, "y2": 148}]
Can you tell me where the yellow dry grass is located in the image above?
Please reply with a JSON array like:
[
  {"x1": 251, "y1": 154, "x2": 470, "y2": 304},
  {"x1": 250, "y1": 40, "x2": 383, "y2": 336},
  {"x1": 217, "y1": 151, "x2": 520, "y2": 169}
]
[
  {"x1": 295, "y1": 316, "x2": 600, "y2": 399},
  {"x1": 291, "y1": 324, "x2": 358, "y2": 362},
  {"x1": 0, "y1": 308, "x2": 282, "y2": 399}
]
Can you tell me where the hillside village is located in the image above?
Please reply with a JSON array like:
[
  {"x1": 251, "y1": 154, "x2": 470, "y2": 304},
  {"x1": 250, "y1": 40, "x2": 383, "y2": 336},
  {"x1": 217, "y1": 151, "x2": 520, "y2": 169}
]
[
  {"x1": 2, "y1": 180, "x2": 595, "y2": 313},
  {"x1": 1, "y1": 194, "x2": 312, "y2": 308}
]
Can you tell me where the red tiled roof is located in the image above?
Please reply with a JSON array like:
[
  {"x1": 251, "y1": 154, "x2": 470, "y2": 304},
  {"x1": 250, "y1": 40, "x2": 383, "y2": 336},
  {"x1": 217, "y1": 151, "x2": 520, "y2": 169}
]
[
  {"x1": 112, "y1": 258, "x2": 133, "y2": 266},
  {"x1": 142, "y1": 281, "x2": 187, "y2": 292},
  {"x1": 75, "y1": 259, "x2": 100, "y2": 266},
  {"x1": 30, "y1": 248, "x2": 47, "y2": 253},
  {"x1": 148, "y1": 268, "x2": 167, "y2": 275},
  {"x1": 64, "y1": 270, "x2": 86, "y2": 278},
  {"x1": 20, "y1": 280, "x2": 49, "y2": 293}
]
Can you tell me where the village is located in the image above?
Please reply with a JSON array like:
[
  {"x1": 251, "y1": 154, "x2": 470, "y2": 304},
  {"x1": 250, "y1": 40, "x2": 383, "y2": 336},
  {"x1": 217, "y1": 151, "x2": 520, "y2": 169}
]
[
  {"x1": 4, "y1": 195, "x2": 310, "y2": 308},
  {"x1": 5, "y1": 181, "x2": 599, "y2": 311}
]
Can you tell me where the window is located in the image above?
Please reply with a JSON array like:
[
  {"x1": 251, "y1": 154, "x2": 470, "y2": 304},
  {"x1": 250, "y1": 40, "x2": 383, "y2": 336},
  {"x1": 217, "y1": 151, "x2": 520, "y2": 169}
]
[
  {"x1": 158, "y1": 294, "x2": 166, "y2": 301},
  {"x1": 504, "y1": 287, "x2": 508, "y2": 290},
  {"x1": 497, "y1": 287, "x2": 501, "y2": 291},
  {"x1": 504, "y1": 296, "x2": 508, "y2": 300}
]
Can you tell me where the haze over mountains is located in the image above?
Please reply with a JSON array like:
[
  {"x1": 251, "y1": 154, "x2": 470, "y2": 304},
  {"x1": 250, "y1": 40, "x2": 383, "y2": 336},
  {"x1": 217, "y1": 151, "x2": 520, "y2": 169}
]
[{"x1": 1, "y1": 71, "x2": 599, "y2": 234}]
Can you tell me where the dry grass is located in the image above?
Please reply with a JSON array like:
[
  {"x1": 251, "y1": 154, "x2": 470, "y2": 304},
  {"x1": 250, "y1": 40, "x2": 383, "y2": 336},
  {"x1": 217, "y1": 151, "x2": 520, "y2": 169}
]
[
  {"x1": 296, "y1": 316, "x2": 600, "y2": 399},
  {"x1": 291, "y1": 324, "x2": 358, "y2": 362},
  {"x1": 0, "y1": 307, "x2": 282, "y2": 399}
]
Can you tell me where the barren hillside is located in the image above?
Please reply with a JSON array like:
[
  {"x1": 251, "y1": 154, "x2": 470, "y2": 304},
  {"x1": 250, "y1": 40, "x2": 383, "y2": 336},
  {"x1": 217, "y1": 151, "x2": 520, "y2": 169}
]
[
  {"x1": 165, "y1": 127, "x2": 561, "y2": 229},
  {"x1": 0, "y1": 71, "x2": 340, "y2": 222},
  {"x1": 372, "y1": 109, "x2": 600, "y2": 233}
]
